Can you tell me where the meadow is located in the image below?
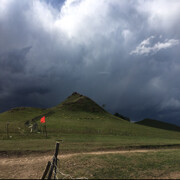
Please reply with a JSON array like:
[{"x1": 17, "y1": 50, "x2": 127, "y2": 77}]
[
  {"x1": 58, "y1": 149, "x2": 180, "y2": 179},
  {"x1": 0, "y1": 148, "x2": 179, "y2": 179}
]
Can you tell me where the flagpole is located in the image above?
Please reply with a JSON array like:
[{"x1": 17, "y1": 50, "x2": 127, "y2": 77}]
[
  {"x1": 40, "y1": 116, "x2": 47, "y2": 138},
  {"x1": 44, "y1": 118, "x2": 47, "y2": 138}
]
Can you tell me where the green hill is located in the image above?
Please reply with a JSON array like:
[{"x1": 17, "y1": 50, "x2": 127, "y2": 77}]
[
  {"x1": 0, "y1": 92, "x2": 180, "y2": 152},
  {"x1": 136, "y1": 118, "x2": 180, "y2": 132},
  {"x1": 52, "y1": 92, "x2": 106, "y2": 113}
]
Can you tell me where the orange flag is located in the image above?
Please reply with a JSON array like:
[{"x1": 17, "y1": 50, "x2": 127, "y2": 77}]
[{"x1": 40, "y1": 116, "x2": 45, "y2": 123}]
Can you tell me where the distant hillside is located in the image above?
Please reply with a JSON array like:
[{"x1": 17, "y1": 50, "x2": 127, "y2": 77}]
[{"x1": 136, "y1": 118, "x2": 180, "y2": 132}]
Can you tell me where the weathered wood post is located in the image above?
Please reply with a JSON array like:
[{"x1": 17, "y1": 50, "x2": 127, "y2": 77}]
[
  {"x1": 41, "y1": 161, "x2": 51, "y2": 179},
  {"x1": 54, "y1": 141, "x2": 59, "y2": 179},
  {"x1": 48, "y1": 141, "x2": 60, "y2": 179}
]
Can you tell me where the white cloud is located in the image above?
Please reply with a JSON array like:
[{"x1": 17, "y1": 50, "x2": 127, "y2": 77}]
[
  {"x1": 130, "y1": 36, "x2": 179, "y2": 56},
  {"x1": 137, "y1": 0, "x2": 180, "y2": 31},
  {"x1": 55, "y1": 0, "x2": 109, "y2": 39},
  {"x1": 0, "y1": 0, "x2": 13, "y2": 15}
]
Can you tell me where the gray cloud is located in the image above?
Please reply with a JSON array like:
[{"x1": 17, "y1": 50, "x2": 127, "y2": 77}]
[
  {"x1": 0, "y1": 46, "x2": 31, "y2": 73},
  {"x1": 0, "y1": 0, "x2": 180, "y2": 125}
]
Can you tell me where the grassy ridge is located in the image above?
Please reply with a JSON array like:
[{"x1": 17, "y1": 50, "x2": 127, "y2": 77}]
[
  {"x1": 0, "y1": 92, "x2": 180, "y2": 151},
  {"x1": 1, "y1": 108, "x2": 179, "y2": 140},
  {"x1": 0, "y1": 107, "x2": 46, "y2": 134}
]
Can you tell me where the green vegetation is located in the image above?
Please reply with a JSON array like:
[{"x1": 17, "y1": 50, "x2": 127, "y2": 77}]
[
  {"x1": 0, "y1": 92, "x2": 180, "y2": 152},
  {"x1": 58, "y1": 149, "x2": 180, "y2": 179},
  {"x1": 1, "y1": 134, "x2": 180, "y2": 154}
]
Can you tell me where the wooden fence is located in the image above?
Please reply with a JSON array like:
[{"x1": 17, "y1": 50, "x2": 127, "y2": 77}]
[
  {"x1": 41, "y1": 141, "x2": 88, "y2": 179},
  {"x1": 41, "y1": 141, "x2": 60, "y2": 180}
]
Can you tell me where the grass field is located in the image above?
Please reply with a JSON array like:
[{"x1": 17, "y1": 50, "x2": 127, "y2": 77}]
[
  {"x1": 58, "y1": 149, "x2": 180, "y2": 179},
  {"x1": 1, "y1": 134, "x2": 180, "y2": 154},
  {"x1": 1, "y1": 149, "x2": 179, "y2": 179}
]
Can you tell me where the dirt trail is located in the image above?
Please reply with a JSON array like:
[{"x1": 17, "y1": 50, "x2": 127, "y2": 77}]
[{"x1": 0, "y1": 149, "x2": 179, "y2": 179}]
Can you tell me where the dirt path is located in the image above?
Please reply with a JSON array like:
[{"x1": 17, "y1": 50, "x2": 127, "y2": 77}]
[{"x1": 0, "y1": 149, "x2": 179, "y2": 179}]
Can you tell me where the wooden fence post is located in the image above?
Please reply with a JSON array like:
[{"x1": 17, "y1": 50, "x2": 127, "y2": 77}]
[
  {"x1": 41, "y1": 161, "x2": 51, "y2": 179},
  {"x1": 48, "y1": 142, "x2": 60, "y2": 179},
  {"x1": 54, "y1": 142, "x2": 59, "y2": 179}
]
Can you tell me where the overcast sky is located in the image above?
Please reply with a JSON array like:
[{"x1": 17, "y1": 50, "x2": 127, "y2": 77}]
[{"x1": 0, "y1": 0, "x2": 180, "y2": 125}]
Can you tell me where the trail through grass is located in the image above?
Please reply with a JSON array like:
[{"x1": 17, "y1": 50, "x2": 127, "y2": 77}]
[{"x1": 0, "y1": 148, "x2": 179, "y2": 179}]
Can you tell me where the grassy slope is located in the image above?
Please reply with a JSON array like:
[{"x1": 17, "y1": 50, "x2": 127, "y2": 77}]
[
  {"x1": 59, "y1": 149, "x2": 180, "y2": 179},
  {"x1": 0, "y1": 107, "x2": 46, "y2": 133},
  {"x1": 136, "y1": 118, "x2": 180, "y2": 132},
  {"x1": 0, "y1": 93, "x2": 180, "y2": 151}
]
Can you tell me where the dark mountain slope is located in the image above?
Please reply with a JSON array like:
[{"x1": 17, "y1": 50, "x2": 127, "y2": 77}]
[{"x1": 136, "y1": 118, "x2": 180, "y2": 132}]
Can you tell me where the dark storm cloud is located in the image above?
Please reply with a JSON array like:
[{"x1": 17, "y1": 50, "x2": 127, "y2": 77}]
[
  {"x1": 0, "y1": 46, "x2": 31, "y2": 73},
  {"x1": 0, "y1": 0, "x2": 180, "y2": 125},
  {"x1": 14, "y1": 86, "x2": 50, "y2": 96}
]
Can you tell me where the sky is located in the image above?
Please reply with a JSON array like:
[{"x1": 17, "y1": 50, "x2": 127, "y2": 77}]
[{"x1": 0, "y1": 0, "x2": 180, "y2": 126}]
